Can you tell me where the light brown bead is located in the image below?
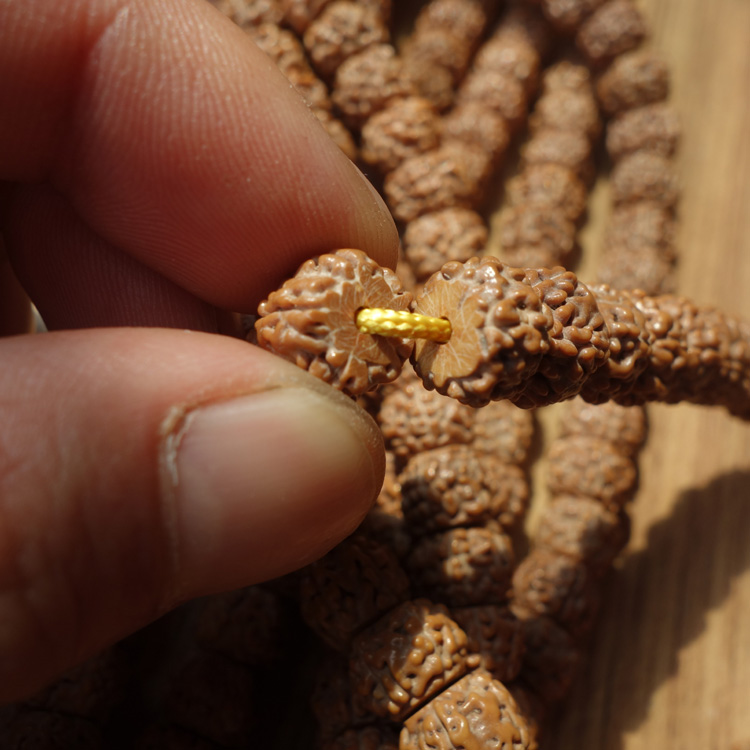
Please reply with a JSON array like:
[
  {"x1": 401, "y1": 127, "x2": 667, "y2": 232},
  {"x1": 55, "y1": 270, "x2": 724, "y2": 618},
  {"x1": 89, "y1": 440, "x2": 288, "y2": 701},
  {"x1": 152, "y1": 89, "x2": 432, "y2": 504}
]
[
  {"x1": 453, "y1": 605, "x2": 525, "y2": 683},
  {"x1": 515, "y1": 614, "x2": 580, "y2": 703},
  {"x1": 513, "y1": 549, "x2": 600, "y2": 637},
  {"x1": 500, "y1": 2, "x2": 556, "y2": 60},
  {"x1": 403, "y1": 207, "x2": 488, "y2": 282},
  {"x1": 540, "y1": 57, "x2": 593, "y2": 93},
  {"x1": 530, "y1": 86, "x2": 601, "y2": 143},
  {"x1": 604, "y1": 201, "x2": 677, "y2": 256},
  {"x1": 304, "y1": 1, "x2": 388, "y2": 78},
  {"x1": 299, "y1": 533, "x2": 411, "y2": 651},
  {"x1": 400, "y1": 446, "x2": 529, "y2": 534},
  {"x1": 315, "y1": 109, "x2": 359, "y2": 160},
  {"x1": 506, "y1": 164, "x2": 589, "y2": 223},
  {"x1": 280, "y1": 0, "x2": 333, "y2": 33},
  {"x1": 411, "y1": 257, "x2": 554, "y2": 407},
  {"x1": 255, "y1": 249, "x2": 413, "y2": 396},
  {"x1": 401, "y1": 668, "x2": 535, "y2": 750},
  {"x1": 384, "y1": 142, "x2": 492, "y2": 223},
  {"x1": 441, "y1": 102, "x2": 511, "y2": 161},
  {"x1": 606, "y1": 102, "x2": 681, "y2": 160},
  {"x1": 497, "y1": 205, "x2": 578, "y2": 268},
  {"x1": 208, "y1": 0, "x2": 284, "y2": 27},
  {"x1": 611, "y1": 150, "x2": 680, "y2": 208},
  {"x1": 402, "y1": 27, "x2": 474, "y2": 86},
  {"x1": 360, "y1": 96, "x2": 441, "y2": 173},
  {"x1": 349, "y1": 599, "x2": 470, "y2": 721},
  {"x1": 596, "y1": 48, "x2": 670, "y2": 115},
  {"x1": 400, "y1": 55, "x2": 455, "y2": 112},
  {"x1": 248, "y1": 23, "x2": 307, "y2": 73},
  {"x1": 535, "y1": 494, "x2": 630, "y2": 571},
  {"x1": 539, "y1": 0, "x2": 604, "y2": 33},
  {"x1": 547, "y1": 434, "x2": 638, "y2": 508},
  {"x1": 415, "y1": 0, "x2": 490, "y2": 41},
  {"x1": 332, "y1": 44, "x2": 415, "y2": 127},
  {"x1": 576, "y1": 0, "x2": 647, "y2": 67},
  {"x1": 377, "y1": 363, "x2": 477, "y2": 469},
  {"x1": 472, "y1": 29, "x2": 542, "y2": 95},
  {"x1": 597, "y1": 244, "x2": 676, "y2": 296},
  {"x1": 559, "y1": 397, "x2": 647, "y2": 455},
  {"x1": 457, "y1": 69, "x2": 529, "y2": 133},
  {"x1": 406, "y1": 527, "x2": 515, "y2": 607},
  {"x1": 470, "y1": 399, "x2": 536, "y2": 465},
  {"x1": 521, "y1": 128, "x2": 594, "y2": 182}
]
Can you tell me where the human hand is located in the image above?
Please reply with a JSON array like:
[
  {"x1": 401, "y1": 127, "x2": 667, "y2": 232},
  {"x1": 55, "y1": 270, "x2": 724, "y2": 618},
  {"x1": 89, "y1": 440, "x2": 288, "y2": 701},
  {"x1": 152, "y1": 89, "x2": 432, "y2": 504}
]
[{"x1": 0, "y1": 0, "x2": 398, "y2": 702}]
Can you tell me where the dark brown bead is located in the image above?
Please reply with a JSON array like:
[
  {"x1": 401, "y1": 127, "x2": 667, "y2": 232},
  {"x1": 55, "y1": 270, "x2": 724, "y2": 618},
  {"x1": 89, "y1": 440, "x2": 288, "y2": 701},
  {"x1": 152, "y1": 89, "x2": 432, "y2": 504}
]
[
  {"x1": 406, "y1": 527, "x2": 515, "y2": 607},
  {"x1": 470, "y1": 399, "x2": 536, "y2": 465},
  {"x1": 607, "y1": 102, "x2": 681, "y2": 160}
]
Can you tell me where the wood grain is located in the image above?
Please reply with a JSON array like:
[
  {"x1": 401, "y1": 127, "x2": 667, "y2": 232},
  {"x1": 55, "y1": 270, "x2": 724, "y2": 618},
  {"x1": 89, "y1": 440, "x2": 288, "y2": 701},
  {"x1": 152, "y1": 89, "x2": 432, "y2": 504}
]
[{"x1": 537, "y1": 1, "x2": 750, "y2": 748}]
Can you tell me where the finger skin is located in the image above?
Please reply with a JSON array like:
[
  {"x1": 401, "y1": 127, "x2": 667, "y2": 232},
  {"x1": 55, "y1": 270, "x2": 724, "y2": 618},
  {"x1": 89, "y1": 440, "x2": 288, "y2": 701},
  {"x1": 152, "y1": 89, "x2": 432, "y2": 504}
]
[
  {"x1": 0, "y1": 0, "x2": 398, "y2": 312},
  {"x1": 0, "y1": 329, "x2": 384, "y2": 701}
]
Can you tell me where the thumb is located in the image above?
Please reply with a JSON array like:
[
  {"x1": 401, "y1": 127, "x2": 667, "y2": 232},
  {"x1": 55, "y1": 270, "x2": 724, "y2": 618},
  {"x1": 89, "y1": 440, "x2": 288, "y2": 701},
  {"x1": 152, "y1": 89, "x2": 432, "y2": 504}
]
[{"x1": 0, "y1": 327, "x2": 383, "y2": 701}]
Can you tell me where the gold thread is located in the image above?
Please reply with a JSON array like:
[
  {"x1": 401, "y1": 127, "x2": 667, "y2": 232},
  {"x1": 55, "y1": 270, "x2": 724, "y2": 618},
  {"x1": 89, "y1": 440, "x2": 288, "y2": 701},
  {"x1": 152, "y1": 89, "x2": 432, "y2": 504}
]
[{"x1": 355, "y1": 308, "x2": 452, "y2": 342}]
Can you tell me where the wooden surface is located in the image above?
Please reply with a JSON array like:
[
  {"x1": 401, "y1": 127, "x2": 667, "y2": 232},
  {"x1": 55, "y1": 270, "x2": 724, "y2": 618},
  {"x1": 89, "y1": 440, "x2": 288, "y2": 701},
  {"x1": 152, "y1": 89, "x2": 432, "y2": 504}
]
[{"x1": 528, "y1": 1, "x2": 750, "y2": 748}]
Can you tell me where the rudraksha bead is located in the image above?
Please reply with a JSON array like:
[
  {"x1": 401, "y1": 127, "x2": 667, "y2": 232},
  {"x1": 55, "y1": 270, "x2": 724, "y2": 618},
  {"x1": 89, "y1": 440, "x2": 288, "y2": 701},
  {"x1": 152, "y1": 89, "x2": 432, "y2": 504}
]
[
  {"x1": 535, "y1": 495, "x2": 630, "y2": 572},
  {"x1": 332, "y1": 45, "x2": 415, "y2": 127},
  {"x1": 515, "y1": 615, "x2": 580, "y2": 703},
  {"x1": 441, "y1": 103, "x2": 511, "y2": 160},
  {"x1": 402, "y1": 28, "x2": 474, "y2": 87},
  {"x1": 558, "y1": 397, "x2": 647, "y2": 455},
  {"x1": 385, "y1": 142, "x2": 492, "y2": 223},
  {"x1": 546, "y1": 434, "x2": 638, "y2": 508},
  {"x1": 279, "y1": 0, "x2": 333, "y2": 33},
  {"x1": 400, "y1": 668, "x2": 535, "y2": 750},
  {"x1": 595, "y1": 48, "x2": 670, "y2": 115},
  {"x1": 512, "y1": 549, "x2": 601, "y2": 636},
  {"x1": 597, "y1": 245, "x2": 676, "y2": 296},
  {"x1": 610, "y1": 150, "x2": 680, "y2": 208},
  {"x1": 208, "y1": 0, "x2": 283, "y2": 28},
  {"x1": 521, "y1": 128, "x2": 594, "y2": 182},
  {"x1": 349, "y1": 599, "x2": 470, "y2": 721},
  {"x1": 299, "y1": 533, "x2": 411, "y2": 651},
  {"x1": 360, "y1": 96, "x2": 441, "y2": 174},
  {"x1": 505, "y1": 164, "x2": 589, "y2": 223},
  {"x1": 402, "y1": 208, "x2": 489, "y2": 282},
  {"x1": 411, "y1": 257, "x2": 553, "y2": 407},
  {"x1": 414, "y1": 0, "x2": 491, "y2": 42},
  {"x1": 529, "y1": 85, "x2": 601, "y2": 143},
  {"x1": 606, "y1": 102, "x2": 681, "y2": 160},
  {"x1": 406, "y1": 527, "x2": 515, "y2": 607},
  {"x1": 603, "y1": 200, "x2": 677, "y2": 256},
  {"x1": 377, "y1": 364, "x2": 476, "y2": 469},
  {"x1": 470, "y1": 399, "x2": 536, "y2": 465},
  {"x1": 575, "y1": 0, "x2": 647, "y2": 67},
  {"x1": 303, "y1": 1, "x2": 388, "y2": 78},
  {"x1": 538, "y1": 0, "x2": 604, "y2": 33},
  {"x1": 473, "y1": 28, "x2": 542, "y2": 95},
  {"x1": 453, "y1": 605, "x2": 525, "y2": 683},
  {"x1": 496, "y1": 205, "x2": 578, "y2": 268},
  {"x1": 456, "y1": 69, "x2": 529, "y2": 134},
  {"x1": 400, "y1": 446, "x2": 529, "y2": 534},
  {"x1": 255, "y1": 249, "x2": 413, "y2": 396}
]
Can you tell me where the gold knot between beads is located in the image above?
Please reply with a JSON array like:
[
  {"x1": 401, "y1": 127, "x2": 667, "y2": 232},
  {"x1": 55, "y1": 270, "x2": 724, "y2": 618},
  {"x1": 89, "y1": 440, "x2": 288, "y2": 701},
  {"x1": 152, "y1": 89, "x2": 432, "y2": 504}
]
[{"x1": 355, "y1": 308, "x2": 452, "y2": 343}]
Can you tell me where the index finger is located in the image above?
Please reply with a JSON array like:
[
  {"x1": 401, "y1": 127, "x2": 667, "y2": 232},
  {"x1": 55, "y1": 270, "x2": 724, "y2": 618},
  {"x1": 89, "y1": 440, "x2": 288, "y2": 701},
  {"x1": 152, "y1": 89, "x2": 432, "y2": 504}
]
[{"x1": 0, "y1": 0, "x2": 398, "y2": 311}]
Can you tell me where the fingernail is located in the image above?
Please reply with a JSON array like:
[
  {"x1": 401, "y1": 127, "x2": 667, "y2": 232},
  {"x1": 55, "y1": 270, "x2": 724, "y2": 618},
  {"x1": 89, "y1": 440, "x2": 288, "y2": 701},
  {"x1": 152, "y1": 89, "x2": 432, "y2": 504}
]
[{"x1": 162, "y1": 387, "x2": 381, "y2": 594}]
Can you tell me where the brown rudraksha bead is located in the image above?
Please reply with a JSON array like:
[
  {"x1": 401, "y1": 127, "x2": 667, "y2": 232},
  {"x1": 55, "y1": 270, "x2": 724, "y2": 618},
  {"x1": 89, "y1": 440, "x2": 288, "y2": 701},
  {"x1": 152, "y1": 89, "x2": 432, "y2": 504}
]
[
  {"x1": 538, "y1": 0, "x2": 604, "y2": 33},
  {"x1": 411, "y1": 257, "x2": 553, "y2": 407},
  {"x1": 575, "y1": 0, "x2": 647, "y2": 67},
  {"x1": 402, "y1": 208, "x2": 489, "y2": 282},
  {"x1": 603, "y1": 200, "x2": 677, "y2": 256},
  {"x1": 595, "y1": 48, "x2": 670, "y2": 115},
  {"x1": 414, "y1": 0, "x2": 491, "y2": 42},
  {"x1": 208, "y1": 0, "x2": 283, "y2": 28},
  {"x1": 360, "y1": 96, "x2": 441, "y2": 174},
  {"x1": 441, "y1": 103, "x2": 511, "y2": 161},
  {"x1": 512, "y1": 549, "x2": 601, "y2": 637},
  {"x1": 546, "y1": 434, "x2": 638, "y2": 508},
  {"x1": 606, "y1": 102, "x2": 681, "y2": 160},
  {"x1": 470, "y1": 399, "x2": 536, "y2": 465},
  {"x1": 529, "y1": 84, "x2": 601, "y2": 144},
  {"x1": 321, "y1": 725, "x2": 400, "y2": 750},
  {"x1": 597, "y1": 245, "x2": 676, "y2": 296},
  {"x1": 505, "y1": 164, "x2": 589, "y2": 223},
  {"x1": 377, "y1": 363, "x2": 476, "y2": 469},
  {"x1": 191, "y1": 585, "x2": 289, "y2": 667},
  {"x1": 255, "y1": 249, "x2": 413, "y2": 396},
  {"x1": 303, "y1": 1, "x2": 388, "y2": 78},
  {"x1": 349, "y1": 599, "x2": 470, "y2": 721},
  {"x1": 384, "y1": 142, "x2": 492, "y2": 223},
  {"x1": 514, "y1": 614, "x2": 580, "y2": 703},
  {"x1": 496, "y1": 204, "x2": 578, "y2": 268},
  {"x1": 456, "y1": 69, "x2": 529, "y2": 134},
  {"x1": 473, "y1": 27, "x2": 542, "y2": 96},
  {"x1": 400, "y1": 668, "x2": 535, "y2": 750},
  {"x1": 521, "y1": 128, "x2": 594, "y2": 182},
  {"x1": 406, "y1": 527, "x2": 515, "y2": 607},
  {"x1": 558, "y1": 397, "x2": 647, "y2": 455},
  {"x1": 400, "y1": 446, "x2": 529, "y2": 535},
  {"x1": 279, "y1": 0, "x2": 333, "y2": 33},
  {"x1": 332, "y1": 45, "x2": 415, "y2": 127},
  {"x1": 402, "y1": 27, "x2": 474, "y2": 87},
  {"x1": 299, "y1": 533, "x2": 411, "y2": 651},
  {"x1": 535, "y1": 494, "x2": 630, "y2": 572},
  {"x1": 513, "y1": 266, "x2": 611, "y2": 408},
  {"x1": 453, "y1": 605, "x2": 525, "y2": 683},
  {"x1": 610, "y1": 150, "x2": 680, "y2": 208}
]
